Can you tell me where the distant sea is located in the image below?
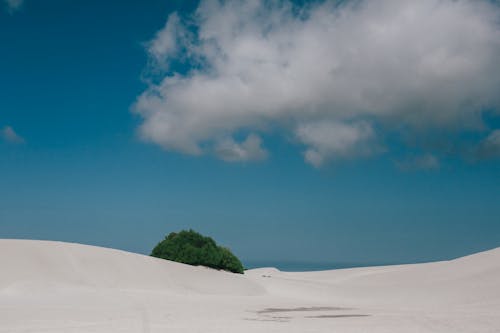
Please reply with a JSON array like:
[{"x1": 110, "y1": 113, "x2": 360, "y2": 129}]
[{"x1": 243, "y1": 260, "x2": 403, "y2": 272}]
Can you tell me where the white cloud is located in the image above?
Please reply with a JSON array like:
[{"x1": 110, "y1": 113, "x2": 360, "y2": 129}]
[
  {"x1": 296, "y1": 121, "x2": 378, "y2": 167},
  {"x1": 214, "y1": 133, "x2": 268, "y2": 162},
  {"x1": 4, "y1": 0, "x2": 23, "y2": 13},
  {"x1": 133, "y1": 0, "x2": 500, "y2": 165},
  {"x1": 147, "y1": 13, "x2": 193, "y2": 72},
  {"x1": 1, "y1": 126, "x2": 24, "y2": 144}
]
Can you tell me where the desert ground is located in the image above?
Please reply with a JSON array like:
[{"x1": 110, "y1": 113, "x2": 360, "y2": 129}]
[{"x1": 1, "y1": 239, "x2": 499, "y2": 332}]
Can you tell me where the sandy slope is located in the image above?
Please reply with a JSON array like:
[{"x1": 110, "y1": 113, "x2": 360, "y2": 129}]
[{"x1": 1, "y1": 240, "x2": 499, "y2": 332}]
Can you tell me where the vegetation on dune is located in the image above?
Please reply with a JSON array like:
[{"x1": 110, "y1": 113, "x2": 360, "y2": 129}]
[{"x1": 150, "y1": 229, "x2": 244, "y2": 274}]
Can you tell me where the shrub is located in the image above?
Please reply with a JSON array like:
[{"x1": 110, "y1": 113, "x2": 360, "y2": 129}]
[{"x1": 151, "y1": 229, "x2": 244, "y2": 274}]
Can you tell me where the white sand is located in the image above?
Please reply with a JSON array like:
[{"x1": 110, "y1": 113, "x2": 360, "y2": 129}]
[{"x1": 1, "y1": 239, "x2": 499, "y2": 332}]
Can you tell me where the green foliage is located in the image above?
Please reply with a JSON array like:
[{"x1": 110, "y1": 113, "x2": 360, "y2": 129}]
[{"x1": 151, "y1": 229, "x2": 244, "y2": 274}]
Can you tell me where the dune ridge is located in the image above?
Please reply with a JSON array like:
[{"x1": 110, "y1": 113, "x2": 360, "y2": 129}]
[
  {"x1": 1, "y1": 239, "x2": 499, "y2": 332},
  {"x1": 0, "y1": 239, "x2": 263, "y2": 295}
]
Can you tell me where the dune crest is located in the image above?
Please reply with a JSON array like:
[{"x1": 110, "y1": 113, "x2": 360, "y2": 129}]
[
  {"x1": 0, "y1": 239, "x2": 264, "y2": 296},
  {"x1": 1, "y1": 239, "x2": 499, "y2": 332}
]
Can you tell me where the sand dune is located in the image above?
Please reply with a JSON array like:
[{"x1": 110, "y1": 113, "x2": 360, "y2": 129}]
[
  {"x1": 1, "y1": 239, "x2": 499, "y2": 332},
  {"x1": 0, "y1": 240, "x2": 263, "y2": 296}
]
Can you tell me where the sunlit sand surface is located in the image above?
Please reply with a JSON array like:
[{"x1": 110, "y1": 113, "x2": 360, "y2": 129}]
[{"x1": 1, "y1": 240, "x2": 499, "y2": 332}]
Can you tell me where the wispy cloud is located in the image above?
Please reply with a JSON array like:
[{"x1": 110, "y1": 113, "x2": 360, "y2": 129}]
[
  {"x1": 296, "y1": 121, "x2": 380, "y2": 167},
  {"x1": 134, "y1": 0, "x2": 500, "y2": 166},
  {"x1": 474, "y1": 130, "x2": 500, "y2": 160},
  {"x1": 396, "y1": 154, "x2": 440, "y2": 172},
  {"x1": 4, "y1": 0, "x2": 24, "y2": 13},
  {"x1": 214, "y1": 134, "x2": 268, "y2": 162},
  {"x1": 1, "y1": 126, "x2": 25, "y2": 144}
]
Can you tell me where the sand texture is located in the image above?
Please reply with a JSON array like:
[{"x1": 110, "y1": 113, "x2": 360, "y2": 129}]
[{"x1": 1, "y1": 239, "x2": 499, "y2": 332}]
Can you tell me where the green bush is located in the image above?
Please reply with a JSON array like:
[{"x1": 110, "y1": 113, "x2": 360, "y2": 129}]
[{"x1": 151, "y1": 229, "x2": 244, "y2": 274}]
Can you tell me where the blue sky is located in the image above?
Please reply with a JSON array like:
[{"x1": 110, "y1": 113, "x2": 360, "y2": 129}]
[{"x1": 1, "y1": 0, "x2": 499, "y2": 267}]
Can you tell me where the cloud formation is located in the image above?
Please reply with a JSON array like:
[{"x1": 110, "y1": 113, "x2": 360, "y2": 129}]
[
  {"x1": 214, "y1": 133, "x2": 268, "y2": 162},
  {"x1": 396, "y1": 154, "x2": 440, "y2": 172},
  {"x1": 296, "y1": 121, "x2": 379, "y2": 167},
  {"x1": 4, "y1": 0, "x2": 23, "y2": 13},
  {"x1": 134, "y1": 0, "x2": 500, "y2": 166},
  {"x1": 475, "y1": 130, "x2": 500, "y2": 159},
  {"x1": 1, "y1": 126, "x2": 24, "y2": 144}
]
